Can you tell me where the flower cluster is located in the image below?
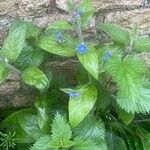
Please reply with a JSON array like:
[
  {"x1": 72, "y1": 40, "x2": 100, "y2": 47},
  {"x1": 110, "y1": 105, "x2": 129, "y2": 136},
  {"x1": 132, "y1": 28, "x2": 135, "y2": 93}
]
[
  {"x1": 103, "y1": 51, "x2": 112, "y2": 62},
  {"x1": 76, "y1": 43, "x2": 88, "y2": 54},
  {"x1": 69, "y1": 91, "x2": 80, "y2": 98}
]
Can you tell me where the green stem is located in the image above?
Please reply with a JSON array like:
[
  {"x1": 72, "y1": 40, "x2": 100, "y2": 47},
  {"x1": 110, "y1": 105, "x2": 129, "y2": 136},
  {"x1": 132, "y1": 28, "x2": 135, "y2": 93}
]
[{"x1": 76, "y1": 20, "x2": 84, "y2": 43}]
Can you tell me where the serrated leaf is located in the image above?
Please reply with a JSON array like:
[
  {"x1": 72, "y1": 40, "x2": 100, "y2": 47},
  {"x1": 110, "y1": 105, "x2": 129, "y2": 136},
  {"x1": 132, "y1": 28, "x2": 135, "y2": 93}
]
[
  {"x1": 105, "y1": 56, "x2": 150, "y2": 113},
  {"x1": 73, "y1": 137, "x2": 100, "y2": 150},
  {"x1": 51, "y1": 113, "x2": 74, "y2": 148},
  {"x1": 116, "y1": 107, "x2": 134, "y2": 125},
  {"x1": 77, "y1": 46, "x2": 99, "y2": 80},
  {"x1": 15, "y1": 44, "x2": 45, "y2": 70},
  {"x1": 133, "y1": 36, "x2": 150, "y2": 52},
  {"x1": 99, "y1": 24, "x2": 129, "y2": 45},
  {"x1": 66, "y1": 84, "x2": 97, "y2": 128},
  {"x1": 39, "y1": 37, "x2": 76, "y2": 57},
  {"x1": 30, "y1": 135, "x2": 55, "y2": 150},
  {"x1": 0, "y1": 61, "x2": 10, "y2": 84},
  {"x1": 22, "y1": 66, "x2": 49, "y2": 91},
  {"x1": 74, "y1": 115, "x2": 105, "y2": 143},
  {"x1": 48, "y1": 20, "x2": 73, "y2": 30},
  {"x1": 2, "y1": 25, "x2": 26, "y2": 61}
]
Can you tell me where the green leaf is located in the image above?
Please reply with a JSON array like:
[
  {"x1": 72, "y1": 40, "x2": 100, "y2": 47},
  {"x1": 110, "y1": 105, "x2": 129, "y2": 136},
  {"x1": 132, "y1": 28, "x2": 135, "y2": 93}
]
[
  {"x1": 10, "y1": 19, "x2": 41, "y2": 39},
  {"x1": 73, "y1": 137, "x2": 100, "y2": 150},
  {"x1": 133, "y1": 36, "x2": 150, "y2": 52},
  {"x1": 77, "y1": 46, "x2": 99, "y2": 80},
  {"x1": 141, "y1": 132, "x2": 150, "y2": 150},
  {"x1": 74, "y1": 115, "x2": 105, "y2": 143},
  {"x1": 106, "y1": 131, "x2": 127, "y2": 150},
  {"x1": 63, "y1": 84, "x2": 97, "y2": 128},
  {"x1": 0, "y1": 109, "x2": 39, "y2": 143},
  {"x1": 15, "y1": 44, "x2": 45, "y2": 70},
  {"x1": 39, "y1": 37, "x2": 76, "y2": 57},
  {"x1": 48, "y1": 20, "x2": 73, "y2": 30},
  {"x1": 0, "y1": 61, "x2": 10, "y2": 84},
  {"x1": 99, "y1": 24, "x2": 129, "y2": 44},
  {"x1": 22, "y1": 66, "x2": 49, "y2": 91},
  {"x1": 51, "y1": 113, "x2": 74, "y2": 148},
  {"x1": 116, "y1": 107, "x2": 134, "y2": 125},
  {"x1": 105, "y1": 56, "x2": 150, "y2": 113},
  {"x1": 2, "y1": 25, "x2": 26, "y2": 61},
  {"x1": 30, "y1": 135, "x2": 55, "y2": 150}
]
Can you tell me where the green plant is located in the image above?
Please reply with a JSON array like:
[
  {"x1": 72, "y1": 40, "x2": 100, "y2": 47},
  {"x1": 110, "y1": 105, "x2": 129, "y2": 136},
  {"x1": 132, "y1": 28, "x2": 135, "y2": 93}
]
[{"x1": 0, "y1": 0, "x2": 150, "y2": 150}]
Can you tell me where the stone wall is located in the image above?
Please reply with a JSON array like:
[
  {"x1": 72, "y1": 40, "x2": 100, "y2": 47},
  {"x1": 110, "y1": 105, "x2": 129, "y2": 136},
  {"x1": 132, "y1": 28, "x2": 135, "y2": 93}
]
[{"x1": 0, "y1": 0, "x2": 150, "y2": 109}]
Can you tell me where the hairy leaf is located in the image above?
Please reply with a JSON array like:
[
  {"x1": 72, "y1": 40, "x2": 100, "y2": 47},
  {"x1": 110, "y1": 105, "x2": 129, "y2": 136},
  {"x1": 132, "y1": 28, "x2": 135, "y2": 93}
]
[
  {"x1": 22, "y1": 66, "x2": 49, "y2": 91},
  {"x1": 74, "y1": 115, "x2": 105, "y2": 143},
  {"x1": 133, "y1": 36, "x2": 150, "y2": 52},
  {"x1": 99, "y1": 24, "x2": 129, "y2": 45},
  {"x1": 77, "y1": 46, "x2": 99, "y2": 80},
  {"x1": 105, "y1": 56, "x2": 150, "y2": 113},
  {"x1": 2, "y1": 25, "x2": 26, "y2": 61},
  {"x1": 0, "y1": 61, "x2": 10, "y2": 84},
  {"x1": 48, "y1": 20, "x2": 73, "y2": 30},
  {"x1": 39, "y1": 37, "x2": 76, "y2": 57},
  {"x1": 51, "y1": 113, "x2": 74, "y2": 148}
]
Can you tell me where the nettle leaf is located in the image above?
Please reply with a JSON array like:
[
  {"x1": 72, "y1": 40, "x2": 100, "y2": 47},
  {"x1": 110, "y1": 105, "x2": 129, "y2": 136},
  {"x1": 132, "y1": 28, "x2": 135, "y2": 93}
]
[
  {"x1": 0, "y1": 61, "x2": 10, "y2": 84},
  {"x1": 74, "y1": 115, "x2": 105, "y2": 143},
  {"x1": 73, "y1": 137, "x2": 100, "y2": 150},
  {"x1": 15, "y1": 44, "x2": 45, "y2": 70},
  {"x1": 1, "y1": 109, "x2": 41, "y2": 143},
  {"x1": 105, "y1": 56, "x2": 150, "y2": 113},
  {"x1": 116, "y1": 107, "x2": 134, "y2": 125},
  {"x1": 22, "y1": 66, "x2": 49, "y2": 91},
  {"x1": 39, "y1": 37, "x2": 76, "y2": 57},
  {"x1": 99, "y1": 24, "x2": 130, "y2": 45},
  {"x1": 77, "y1": 46, "x2": 99, "y2": 80},
  {"x1": 51, "y1": 113, "x2": 74, "y2": 148},
  {"x1": 48, "y1": 20, "x2": 73, "y2": 30},
  {"x1": 64, "y1": 84, "x2": 97, "y2": 128},
  {"x1": 2, "y1": 25, "x2": 26, "y2": 61},
  {"x1": 30, "y1": 135, "x2": 54, "y2": 150},
  {"x1": 133, "y1": 36, "x2": 150, "y2": 52}
]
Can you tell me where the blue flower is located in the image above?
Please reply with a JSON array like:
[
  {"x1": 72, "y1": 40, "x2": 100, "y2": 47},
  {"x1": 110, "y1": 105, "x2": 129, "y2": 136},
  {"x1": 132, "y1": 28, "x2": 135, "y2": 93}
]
[
  {"x1": 69, "y1": 92, "x2": 80, "y2": 98},
  {"x1": 103, "y1": 51, "x2": 112, "y2": 62},
  {"x1": 76, "y1": 43, "x2": 88, "y2": 54},
  {"x1": 73, "y1": 11, "x2": 81, "y2": 19},
  {"x1": 55, "y1": 31, "x2": 64, "y2": 43}
]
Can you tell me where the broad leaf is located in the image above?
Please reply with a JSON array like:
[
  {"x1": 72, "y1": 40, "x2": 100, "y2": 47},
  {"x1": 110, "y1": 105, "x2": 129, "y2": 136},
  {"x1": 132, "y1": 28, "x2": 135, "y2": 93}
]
[
  {"x1": 48, "y1": 20, "x2": 73, "y2": 30},
  {"x1": 74, "y1": 115, "x2": 105, "y2": 142},
  {"x1": 133, "y1": 36, "x2": 150, "y2": 52},
  {"x1": 141, "y1": 132, "x2": 150, "y2": 150},
  {"x1": 73, "y1": 138, "x2": 100, "y2": 150},
  {"x1": 39, "y1": 37, "x2": 76, "y2": 57},
  {"x1": 99, "y1": 24, "x2": 129, "y2": 45},
  {"x1": 51, "y1": 113, "x2": 74, "y2": 148},
  {"x1": 116, "y1": 107, "x2": 134, "y2": 125},
  {"x1": 2, "y1": 25, "x2": 26, "y2": 61},
  {"x1": 0, "y1": 109, "x2": 39, "y2": 143},
  {"x1": 0, "y1": 61, "x2": 10, "y2": 84},
  {"x1": 105, "y1": 56, "x2": 150, "y2": 113},
  {"x1": 22, "y1": 66, "x2": 49, "y2": 91},
  {"x1": 77, "y1": 46, "x2": 99, "y2": 80},
  {"x1": 63, "y1": 84, "x2": 97, "y2": 127},
  {"x1": 106, "y1": 131, "x2": 127, "y2": 150}
]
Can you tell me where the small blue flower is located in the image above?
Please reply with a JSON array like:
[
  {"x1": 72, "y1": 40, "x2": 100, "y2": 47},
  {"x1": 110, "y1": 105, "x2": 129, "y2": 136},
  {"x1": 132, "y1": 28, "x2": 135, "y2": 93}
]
[
  {"x1": 103, "y1": 51, "x2": 112, "y2": 62},
  {"x1": 69, "y1": 92, "x2": 80, "y2": 98},
  {"x1": 76, "y1": 43, "x2": 88, "y2": 54},
  {"x1": 55, "y1": 31, "x2": 64, "y2": 43},
  {"x1": 73, "y1": 11, "x2": 81, "y2": 19}
]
